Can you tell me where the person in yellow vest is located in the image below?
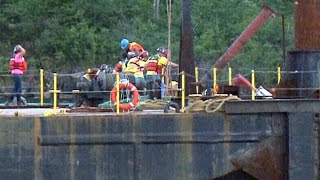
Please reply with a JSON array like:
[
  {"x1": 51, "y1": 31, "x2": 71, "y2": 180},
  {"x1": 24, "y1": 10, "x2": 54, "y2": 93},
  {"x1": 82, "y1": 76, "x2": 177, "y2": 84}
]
[
  {"x1": 124, "y1": 51, "x2": 149, "y2": 95},
  {"x1": 145, "y1": 47, "x2": 178, "y2": 99}
]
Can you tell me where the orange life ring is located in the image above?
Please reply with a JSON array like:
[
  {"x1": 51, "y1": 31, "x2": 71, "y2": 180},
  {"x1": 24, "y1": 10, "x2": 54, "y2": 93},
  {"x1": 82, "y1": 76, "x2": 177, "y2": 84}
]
[{"x1": 111, "y1": 82, "x2": 140, "y2": 111}]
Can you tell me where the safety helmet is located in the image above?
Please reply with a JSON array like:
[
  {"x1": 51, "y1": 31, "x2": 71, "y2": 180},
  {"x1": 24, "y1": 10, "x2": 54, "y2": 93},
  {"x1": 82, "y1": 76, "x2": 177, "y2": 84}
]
[
  {"x1": 121, "y1": 39, "x2": 129, "y2": 49},
  {"x1": 157, "y1": 46, "x2": 168, "y2": 56},
  {"x1": 100, "y1": 64, "x2": 108, "y2": 70},
  {"x1": 139, "y1": 50, "x2": 149, "y2": 60},
  {"x1": 127, "y1": 51, "x2": 137, "y2": 59}
]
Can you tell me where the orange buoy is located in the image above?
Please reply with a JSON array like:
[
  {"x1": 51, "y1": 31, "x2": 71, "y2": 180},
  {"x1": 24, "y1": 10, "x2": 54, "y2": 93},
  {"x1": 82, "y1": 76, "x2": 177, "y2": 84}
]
[{"x1": 111, "y1": 82, "x2": 140, "y2": 111}]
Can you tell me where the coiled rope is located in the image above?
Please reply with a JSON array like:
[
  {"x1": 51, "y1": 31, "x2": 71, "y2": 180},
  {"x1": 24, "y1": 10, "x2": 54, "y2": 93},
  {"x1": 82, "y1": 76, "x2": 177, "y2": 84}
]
[
  {"x1": 185, "y1": 96, "x2": 241, "y2": 113},
  {"x1": 137, "y1": 99, "x2": 169, "y2": 110}
]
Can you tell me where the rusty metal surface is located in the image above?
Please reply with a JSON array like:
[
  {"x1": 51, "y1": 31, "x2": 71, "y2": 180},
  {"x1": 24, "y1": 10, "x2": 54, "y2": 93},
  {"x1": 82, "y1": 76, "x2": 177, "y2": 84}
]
[
  {"x1": 0, "y1": 112, "x2": 283, "y2": 179},
  {"x1": 67, "y1": 107, "x2": 114, "y2": 113},
  {"x1": 225, "y1": 99, "x2": 320, "y2": 114},
  {"x1": 277, "y1": 51, "x2": 320, "y2": 98},
  {"x1": 0, "y1": 104, "x2": 69, "y2": 109},
  {"x1": 0, "y1": 100, "x2": 318, "y2": 179},
  {"x1": 294, "y1": 0, "x2": 320, "y2": 50},
  {"x1": 288, "y1": 112, "x2": 317, "y2": 180},
  {"x1": 36, "y1": 113, "x2": 281, "y2": 179},
  {"x1": 231, "y1": 136, "x2": 286, "y2": 180}
]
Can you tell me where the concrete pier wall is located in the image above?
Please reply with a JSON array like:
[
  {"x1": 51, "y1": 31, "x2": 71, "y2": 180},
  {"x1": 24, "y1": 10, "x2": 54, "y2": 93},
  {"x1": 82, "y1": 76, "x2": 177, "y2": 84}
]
[{"x1": 0, "y1": 100, "x2": 318, "y2": 179}]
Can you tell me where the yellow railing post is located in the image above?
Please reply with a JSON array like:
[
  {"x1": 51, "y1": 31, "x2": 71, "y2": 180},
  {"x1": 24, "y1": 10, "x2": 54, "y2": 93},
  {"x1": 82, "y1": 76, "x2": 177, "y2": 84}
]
[
  {"x1": 251, "y1": 70, "x2": 255, "y2": 100},
  {"x1": 213, "y1": 68, "x2": 217, "y2": 95},
  {"x1": 116, "y1": 73, "x2": 120, "y2": 114},
  {"x1": 53, "y1": 73, "x2": 58, "y2": 115},
  {"x1": 277, "y1": 66, "x2": 281, "y2": 84},
  {"x1": 195, "y1": 67, "x2": 199, "y2": 94},
  {"x1": 228, "y1": 66, "x2": 232, "y2": 86},
  {"x1": 181, "y1": 71, "x2": 185, "y2": 113},
  {"x1": 40, "y1": 69, "x2": 44, "y2": 106}
]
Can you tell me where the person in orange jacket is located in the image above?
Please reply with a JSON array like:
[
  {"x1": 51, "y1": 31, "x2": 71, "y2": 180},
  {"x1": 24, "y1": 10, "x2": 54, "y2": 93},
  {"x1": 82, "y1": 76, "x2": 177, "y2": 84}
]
[
  {"x1": 9, "y1": 45, "x2": 27, "y2": 105},
  {"x1": 120, "y1": 38, "x2": 145, "y2": 56},
  {"x1": 113, "y1": 38, "x2": 146, "y2": 74}
]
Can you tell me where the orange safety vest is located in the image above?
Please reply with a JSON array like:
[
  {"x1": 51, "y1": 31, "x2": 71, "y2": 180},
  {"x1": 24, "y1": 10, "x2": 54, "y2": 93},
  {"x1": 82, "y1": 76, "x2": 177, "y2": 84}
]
[
  {"x1": 128, "y1": 42, "x2": 144, "y2": 54},
  {"x1": 145, "y1": 54, "x2": 159, "y2": 72},
  {"x1": 10, "y1": 58, "x2": 27, "y2": 71}
]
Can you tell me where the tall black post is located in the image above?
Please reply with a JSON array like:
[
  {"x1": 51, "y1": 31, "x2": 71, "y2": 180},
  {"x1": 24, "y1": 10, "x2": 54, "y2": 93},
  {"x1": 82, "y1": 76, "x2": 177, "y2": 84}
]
[{"x1": 179, "y1": 0, "x2": 196, "y2": 95}]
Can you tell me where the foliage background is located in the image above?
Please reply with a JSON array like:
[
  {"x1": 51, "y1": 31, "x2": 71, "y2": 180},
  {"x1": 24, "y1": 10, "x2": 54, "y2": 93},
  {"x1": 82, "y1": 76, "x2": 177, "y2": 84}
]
[{"x1": 0, "y1": 0, "x2": 294, "y2": 77}]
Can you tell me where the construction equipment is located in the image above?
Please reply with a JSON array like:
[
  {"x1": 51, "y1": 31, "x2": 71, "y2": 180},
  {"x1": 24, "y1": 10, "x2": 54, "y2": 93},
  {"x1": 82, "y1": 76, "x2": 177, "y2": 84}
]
[
  {"x1": 232, "y1": 74, "x2": 273, "y2": 98},
  {"x1": 200, "y1": 3, "x2": 275, "y2": 91}
]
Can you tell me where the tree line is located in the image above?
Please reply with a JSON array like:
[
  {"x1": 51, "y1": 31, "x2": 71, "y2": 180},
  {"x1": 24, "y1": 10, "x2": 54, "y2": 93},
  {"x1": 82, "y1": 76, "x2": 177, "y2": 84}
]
[{"x1": 0, "y1": 0, "x2": 294, "y2": 76}]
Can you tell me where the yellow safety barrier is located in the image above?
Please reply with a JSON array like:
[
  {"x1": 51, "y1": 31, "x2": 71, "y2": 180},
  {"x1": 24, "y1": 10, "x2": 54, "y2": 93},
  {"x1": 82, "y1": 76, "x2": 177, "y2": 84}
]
[
  {"x1": 213, "y1": 68, "x2": 217, "y2": 94},
  {"x1": 228, "y1": 66, "x2": 232, "y2": 86},
  {"x1": 40, "y1": 69, "x2": 44, "y2": 106},
  {"x1": 277, "y1": 66, "x2": 281, "y2": 84},
  {"x1": 33, "y1": 65, "x2": 286, "y2": 110},
  {"x1": 195, "y1": 67, "x2": 199, "y2": 94},
  {"x1": 48, "y1": 73, "x2": 61, "y2": 115},
  {"x1": 251, "y1": 70, "x2": 255, "y2": 100},
  {"x1": 181, "y1": 71, "x2": 185, "y2": 113}
]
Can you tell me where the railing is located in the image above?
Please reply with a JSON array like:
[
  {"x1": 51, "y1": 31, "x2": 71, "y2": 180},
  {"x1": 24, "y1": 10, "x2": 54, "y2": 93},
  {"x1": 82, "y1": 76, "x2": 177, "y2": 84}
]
[{"x1": 0, "y1": 66, "x2": 319, "y2": 114}]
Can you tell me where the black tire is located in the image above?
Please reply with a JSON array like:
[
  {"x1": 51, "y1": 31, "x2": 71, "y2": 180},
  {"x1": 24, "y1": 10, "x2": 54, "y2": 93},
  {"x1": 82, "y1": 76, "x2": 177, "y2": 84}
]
[
  {"x1": 164, "y1": 101, "x2": 180, "y2": 113},
  {"x1": 105, "y1": 73, "x2": 116, "y2": 91},
  {"x1": 97, "y1": 72, "x2": 107, "y2": 91}
]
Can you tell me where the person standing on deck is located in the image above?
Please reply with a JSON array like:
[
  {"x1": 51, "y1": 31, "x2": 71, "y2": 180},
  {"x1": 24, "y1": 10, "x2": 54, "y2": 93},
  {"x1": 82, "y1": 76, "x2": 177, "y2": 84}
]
[
  {"x1": 8, "y1": 45, "x2": 27, "y2": 106},
  {"x1": 145, "y1": 47, "x2": 178, "y2": 99}
]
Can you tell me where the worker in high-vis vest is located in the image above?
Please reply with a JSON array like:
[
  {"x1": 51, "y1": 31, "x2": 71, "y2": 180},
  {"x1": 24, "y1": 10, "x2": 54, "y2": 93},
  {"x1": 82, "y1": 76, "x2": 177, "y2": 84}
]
[
  {"x1": 124, "y1": 51, "x2": 149, "y2": 95},
  {"x1": 120, "y1": 38, "x2": 145, "y2": 60},
  {"x1": 145, "y1": 47, "x2": 178, "y2": 99},
  {"x1": 114, "y1": 38, "x2": 145, "y2": 74}
]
